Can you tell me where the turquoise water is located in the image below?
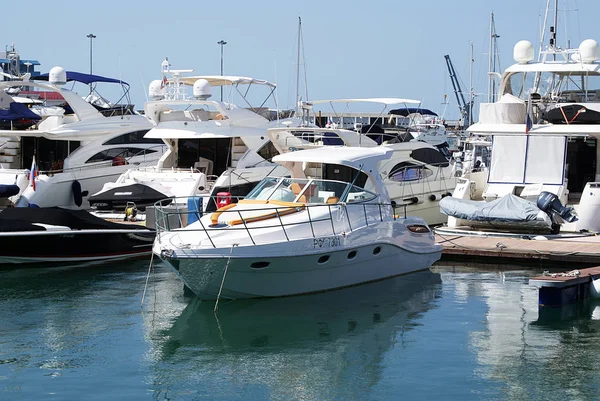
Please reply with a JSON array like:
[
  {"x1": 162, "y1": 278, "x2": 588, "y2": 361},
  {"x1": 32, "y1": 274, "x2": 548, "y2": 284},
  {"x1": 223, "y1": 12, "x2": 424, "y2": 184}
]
[{"x1": 1, "y1": 260, "x2": 599, "y2": 400}]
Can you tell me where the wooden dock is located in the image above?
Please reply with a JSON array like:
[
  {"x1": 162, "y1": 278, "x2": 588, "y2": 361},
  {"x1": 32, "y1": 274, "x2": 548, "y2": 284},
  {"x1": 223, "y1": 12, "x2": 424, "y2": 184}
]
[
  {"x1": 435, "y1": 232, "x2": 600, "y2": 266},
  {"x1": 529, "y1": 266, "x2": 600, "y2": 306}
]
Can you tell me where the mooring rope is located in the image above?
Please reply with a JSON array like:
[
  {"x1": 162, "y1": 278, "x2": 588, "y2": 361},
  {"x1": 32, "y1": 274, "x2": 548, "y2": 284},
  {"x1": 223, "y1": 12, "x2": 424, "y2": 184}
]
[
  {"x1": 141, "y1": 251, "x2": 155, "y2": 308},
  {"x1": 214, "y1": 243, "x2": 238, "y2": 313}
]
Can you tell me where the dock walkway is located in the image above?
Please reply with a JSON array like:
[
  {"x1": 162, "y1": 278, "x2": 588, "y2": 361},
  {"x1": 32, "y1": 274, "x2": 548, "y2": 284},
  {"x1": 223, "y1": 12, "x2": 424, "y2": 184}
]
[{"x1": 435, "y1": 232, "x2": 600, "y2": 265}]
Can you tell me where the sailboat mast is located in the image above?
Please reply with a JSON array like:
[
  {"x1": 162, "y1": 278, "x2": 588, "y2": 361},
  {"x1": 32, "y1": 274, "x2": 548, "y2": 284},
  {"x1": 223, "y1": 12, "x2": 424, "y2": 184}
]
[
  {"x1": 295, "y1": 17, "x2": 301, "y2": 109},
  {"x1": 553, "y1": 0, "x2": 558, "y2": 48},
  {"x1": 488, "y1": 13, "x2": 493, "y2": 103},
  {"x1": 469, "y1": 41, "x2": 474, "y2": 126}
]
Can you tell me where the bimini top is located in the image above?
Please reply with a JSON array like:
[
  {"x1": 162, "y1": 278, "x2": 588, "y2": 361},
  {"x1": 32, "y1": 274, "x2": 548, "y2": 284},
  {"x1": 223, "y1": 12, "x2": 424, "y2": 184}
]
[
  {"x1": 180, "y1": 75, "x2": 276, "y2": 88},
  {"x1": 33, "y1": 71, "x2": 129, "y2": 86},
  {"x1": 389, "y1": 107, "x2": 438, "y2": 117},
  {"x1": 309, "y1": 98, "x2": 420, "y2": 106},
  {"x1": 272, "y1": 145, "x2": 393, "y2": 168}
]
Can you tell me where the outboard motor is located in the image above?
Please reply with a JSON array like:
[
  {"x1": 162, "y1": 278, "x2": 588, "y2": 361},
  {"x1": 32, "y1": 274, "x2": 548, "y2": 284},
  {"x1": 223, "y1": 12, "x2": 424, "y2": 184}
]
[{"x1": 537, "y1": 191, "x2": 578, "y2": 223}]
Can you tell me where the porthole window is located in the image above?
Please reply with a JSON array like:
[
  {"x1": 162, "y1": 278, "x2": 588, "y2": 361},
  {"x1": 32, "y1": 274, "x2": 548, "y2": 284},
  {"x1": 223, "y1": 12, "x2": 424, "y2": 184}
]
[
  {"x1": 347, "y1": 250, "x2": 357, "y2": 260},
  {"x1": 373, "y1": 246, "x2": 381, "y2": 255},
  {"x1": 317, "y1": 255, "x2": 330, "y2": 264},
  {"x1": 250, "y1": 261, "x2": 270, "y2": 269}
]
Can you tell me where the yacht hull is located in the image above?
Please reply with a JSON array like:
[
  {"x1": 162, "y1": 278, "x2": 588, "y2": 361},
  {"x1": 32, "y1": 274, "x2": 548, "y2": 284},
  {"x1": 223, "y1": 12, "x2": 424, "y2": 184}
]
[
  {"x1": 0, "y1": 229, "x2": 155, "y2": 264},
  {"x1": 159, "y1": 241, "x2": 441, "y2": 300}
]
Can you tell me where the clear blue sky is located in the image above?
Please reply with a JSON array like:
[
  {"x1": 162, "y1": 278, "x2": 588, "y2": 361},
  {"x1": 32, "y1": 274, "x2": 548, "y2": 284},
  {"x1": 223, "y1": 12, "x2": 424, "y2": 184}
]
[{"x1": 6, "y1": 0, "x2": 599, "y2": 120}]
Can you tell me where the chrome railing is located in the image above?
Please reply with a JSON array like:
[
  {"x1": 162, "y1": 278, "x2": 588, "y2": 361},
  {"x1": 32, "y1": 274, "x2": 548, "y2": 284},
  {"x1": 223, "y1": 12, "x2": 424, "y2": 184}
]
[{"x1": 154, "y1": 196, "x2": 402, "y2": 249}]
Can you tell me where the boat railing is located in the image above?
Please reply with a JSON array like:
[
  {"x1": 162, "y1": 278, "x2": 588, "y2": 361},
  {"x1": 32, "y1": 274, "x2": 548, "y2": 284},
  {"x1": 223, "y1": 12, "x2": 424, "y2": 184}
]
[{"x1": 154, "y1": 196, "x2": 403, "y2": 249}]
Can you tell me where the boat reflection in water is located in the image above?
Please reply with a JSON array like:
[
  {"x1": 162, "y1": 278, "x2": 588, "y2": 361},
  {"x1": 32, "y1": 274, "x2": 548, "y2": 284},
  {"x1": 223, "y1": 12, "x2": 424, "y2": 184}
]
[{"x1": 151, "y1": 270, "x2": 441, "y2": 399}]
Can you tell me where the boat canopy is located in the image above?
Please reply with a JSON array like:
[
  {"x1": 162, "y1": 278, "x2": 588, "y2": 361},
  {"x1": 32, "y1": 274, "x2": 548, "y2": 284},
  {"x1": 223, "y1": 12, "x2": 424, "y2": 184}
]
[
  {"x1": 389, "y1": 107, "x2": 438, "y2": 117},
  {"x1": 272, "y1": 145, "x2": 393, "y2": 168},
  {"x1": 33, "y1": 71, "x2": 129, "y2": 86},
  {"x1": 180, "y1": 76, "x2": 276, "y2": 88},
  {"x1": 309, "y1": 98, "x2": 420, "y2": 106},
  {"x1": 0, "y1": 102, "x2": 42, "y2": 121}
]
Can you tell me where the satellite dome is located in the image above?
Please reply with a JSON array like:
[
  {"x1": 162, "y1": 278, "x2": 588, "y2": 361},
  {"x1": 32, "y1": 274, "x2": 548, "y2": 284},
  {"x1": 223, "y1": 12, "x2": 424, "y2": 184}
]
[
  {"x1": 193, "y1": 79, "x2": 212, "y2": 100},
  {"x1": 513, "y1": 40, "x2": 534, "y2": 64},
  {"x1": 48, "y1": 66, "x2": 67, "y2": 86},
  {"x1": 579, "y1": 39, "x2": 600, "y2": 63},
  {"x1": 148, "y1": 80, "x2": 165, "y2": 100}
]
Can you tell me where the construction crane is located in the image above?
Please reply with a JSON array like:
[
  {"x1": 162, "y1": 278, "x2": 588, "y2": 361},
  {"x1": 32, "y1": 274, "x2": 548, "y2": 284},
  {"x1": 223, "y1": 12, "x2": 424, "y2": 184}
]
[{"x1": 444, "y1": 54, "x2": 473, "y2": 128}]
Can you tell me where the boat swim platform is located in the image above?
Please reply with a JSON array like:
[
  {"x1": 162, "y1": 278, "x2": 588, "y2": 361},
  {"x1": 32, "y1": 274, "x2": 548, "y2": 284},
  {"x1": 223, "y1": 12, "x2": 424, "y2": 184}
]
[
  {"x1": 434, "y1": 227, "x2": 600, "y2": 267},
  {"x1": 529, "y1": 266, "x2": 600, "y2": 307}
]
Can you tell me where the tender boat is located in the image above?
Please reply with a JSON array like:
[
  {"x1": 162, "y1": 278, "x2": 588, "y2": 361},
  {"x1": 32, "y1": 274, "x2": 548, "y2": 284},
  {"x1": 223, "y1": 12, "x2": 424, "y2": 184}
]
[
  {"x1": 0, "y1": 207, "x2": 154, "y2": 264},
  {"x1": 153, "y1": 146, "x2": 442, "y2": 300}
]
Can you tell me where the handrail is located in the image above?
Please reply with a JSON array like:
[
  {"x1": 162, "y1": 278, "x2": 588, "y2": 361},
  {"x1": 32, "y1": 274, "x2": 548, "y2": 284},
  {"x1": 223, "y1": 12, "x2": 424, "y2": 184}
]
[{"x1": 153, "y1": 195, "x2": 398, "y2": 250}]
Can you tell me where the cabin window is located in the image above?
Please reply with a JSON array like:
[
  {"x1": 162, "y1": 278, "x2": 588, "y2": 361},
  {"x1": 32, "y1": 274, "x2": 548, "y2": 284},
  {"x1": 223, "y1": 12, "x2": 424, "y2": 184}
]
[
  {"x1": 256, "y1": 140, "x2": 280, "y2": 161},
  {"x1": 410, "y1": 147, "x2": 449, "y2": 167},
  {"x1": 85, "y1": 147, "x2": 157, "y2": 163},
  {"x1": 388, "y1": 162, "x2": 433, "y2": 182},
  {"x1": 102, "y1": 130, "x2": 163, "y2": 145}
]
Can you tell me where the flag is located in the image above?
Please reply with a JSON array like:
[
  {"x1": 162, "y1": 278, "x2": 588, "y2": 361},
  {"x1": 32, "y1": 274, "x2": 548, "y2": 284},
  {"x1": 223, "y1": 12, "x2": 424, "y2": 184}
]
[
  {"x1": 161, "y1": 75, "x2": 167, "y2": 89},
  {"x1": 525, "y1": 96, "x2": 533, "y2": 134},
  {"x1": 29, "y1": 155, "x2": 37, "y2": 191}
]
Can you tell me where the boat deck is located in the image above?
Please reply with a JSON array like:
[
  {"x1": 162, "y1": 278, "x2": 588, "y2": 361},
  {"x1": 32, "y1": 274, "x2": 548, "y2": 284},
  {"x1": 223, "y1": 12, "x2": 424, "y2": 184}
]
[{"x1": 435, "y1": 231, "x2": 600, "y2": 266}]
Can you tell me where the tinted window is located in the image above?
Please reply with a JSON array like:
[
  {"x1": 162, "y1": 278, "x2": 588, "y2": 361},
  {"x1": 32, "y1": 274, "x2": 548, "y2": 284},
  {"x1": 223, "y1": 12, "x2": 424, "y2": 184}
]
[
  {"x1": 257, "y1": 140, "x2": 280, "y2": 161},
  {"x1": 388, "y1": 162, "x2": 433, "y2": 182},
  {"x1": 102, "y1": 130, "x2": 163, "y2": 145},
  {"x1": 85, "y1": 147, "x2": 157, "y2": 163}
]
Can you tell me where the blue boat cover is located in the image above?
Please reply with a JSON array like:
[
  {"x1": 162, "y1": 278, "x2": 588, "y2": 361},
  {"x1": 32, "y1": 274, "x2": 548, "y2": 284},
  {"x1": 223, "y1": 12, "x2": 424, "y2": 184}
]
[
  {"x1": 33, "y1": 71, "x2": 128, "y2": 86},
  {"x1": 0, "y1": 102, "x2": 41, "y2": 121},
  {"x1": 389, "y1": 108, "x2": 438, "y2": 117}
]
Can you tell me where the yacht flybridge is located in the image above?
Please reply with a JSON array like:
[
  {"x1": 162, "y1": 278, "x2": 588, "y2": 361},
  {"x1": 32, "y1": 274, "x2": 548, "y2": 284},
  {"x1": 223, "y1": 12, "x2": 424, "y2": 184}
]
[
  {"x1": 0, "y1": 67, "x2": 159, "y2": 209},
  {"x1": 88, "y1": 59, "x2": 299, "y2": 214},
  {"x1": 153, "y1": 146, "x2": 442, "y2": 300},
  {"x1": 438, "y1": 38, "x2": 600, "y2": 235}
]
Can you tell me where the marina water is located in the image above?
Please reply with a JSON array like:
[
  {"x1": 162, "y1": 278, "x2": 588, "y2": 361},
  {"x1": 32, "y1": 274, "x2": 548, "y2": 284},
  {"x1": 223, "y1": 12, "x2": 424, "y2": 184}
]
[{"x1": 1, "y1": 260, "x2": 599, "y2": 400}]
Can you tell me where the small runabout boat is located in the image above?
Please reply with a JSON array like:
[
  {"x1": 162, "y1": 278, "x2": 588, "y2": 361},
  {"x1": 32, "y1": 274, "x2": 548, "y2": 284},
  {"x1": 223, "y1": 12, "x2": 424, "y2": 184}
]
[
  {"x1": 0, "y1": 207, "x2": 155, "y2": 264},
  {"x1": 153, "y1": 146, "x2": 442, "y2": 300}
]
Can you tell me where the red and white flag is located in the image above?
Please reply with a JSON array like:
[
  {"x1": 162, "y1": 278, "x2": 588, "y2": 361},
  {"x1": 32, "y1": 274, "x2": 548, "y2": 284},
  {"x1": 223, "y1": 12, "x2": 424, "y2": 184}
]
[{"x1": 29, "y1": 155, "x2": 37, "y2": 191}]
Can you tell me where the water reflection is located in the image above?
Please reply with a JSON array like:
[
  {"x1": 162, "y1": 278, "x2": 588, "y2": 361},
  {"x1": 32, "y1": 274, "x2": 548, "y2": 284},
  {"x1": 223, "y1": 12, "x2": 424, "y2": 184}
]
[
  {"x1": 149, "y1": 271, "x2": 442, "y2": 400},
  {"x1": 435, "y1": 262, "x2": 600, "y2": 401}
]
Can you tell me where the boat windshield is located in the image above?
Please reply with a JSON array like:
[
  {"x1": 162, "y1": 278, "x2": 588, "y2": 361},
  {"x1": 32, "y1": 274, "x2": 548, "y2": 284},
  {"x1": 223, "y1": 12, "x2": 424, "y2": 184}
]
[
  {"x1": 245, "y1": 177, "x2": 378, "y2": 204},
  {"x1": 504, "y1": 71, "x2": 600, "y2": 102}
]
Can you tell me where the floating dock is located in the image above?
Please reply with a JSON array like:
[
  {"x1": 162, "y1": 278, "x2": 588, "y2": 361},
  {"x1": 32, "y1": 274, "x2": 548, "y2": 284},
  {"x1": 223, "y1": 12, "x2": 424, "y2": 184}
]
[
  {"x1": 435, "y1": 232, "x2": 600, "y2": 266},
  {"x1": 529, "y1": 266, "x2": 600, "y2": 306}
]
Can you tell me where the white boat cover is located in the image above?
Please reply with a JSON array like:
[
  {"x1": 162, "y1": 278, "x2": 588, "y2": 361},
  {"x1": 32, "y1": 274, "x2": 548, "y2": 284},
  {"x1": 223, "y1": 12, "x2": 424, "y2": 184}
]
[
  {"x1": 439, "y1": 194, "x2": 543, "y2": 222},
  {"x1": 478, "y1": 94, "x2": 526, "y2": 124}
]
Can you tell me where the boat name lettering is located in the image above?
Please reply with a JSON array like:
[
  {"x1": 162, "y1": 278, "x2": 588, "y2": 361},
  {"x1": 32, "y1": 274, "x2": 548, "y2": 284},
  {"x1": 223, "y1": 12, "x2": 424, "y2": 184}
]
[{"x1": 313, "y1": 236, "x2": 342, "y2": 248}]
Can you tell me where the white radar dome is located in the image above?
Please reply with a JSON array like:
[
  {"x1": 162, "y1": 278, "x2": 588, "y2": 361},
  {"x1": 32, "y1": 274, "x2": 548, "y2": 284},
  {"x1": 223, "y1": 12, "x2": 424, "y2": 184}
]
[
  {"x1": 148, "y1": 80, "x2": 165, "y2": 100},
  {"x1": 513, "y1": 40, "x2": 534, "y2": 64},
  {"x1": 49, "y1": 66, "x2": 67, "y2": 86},
  {"x1": 193, "y1": 79, "x2": 212, "y2": 100},
  {"x1": 579, "y1": 39, "x2": 600, "y2": 63}
]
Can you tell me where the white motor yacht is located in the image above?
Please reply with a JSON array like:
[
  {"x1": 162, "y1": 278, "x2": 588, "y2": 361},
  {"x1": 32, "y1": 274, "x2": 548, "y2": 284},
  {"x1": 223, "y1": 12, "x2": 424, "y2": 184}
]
[
  {"x1": 438, "y1": 36, "x2": 600, "y2": 235},
  {"x1": 0, "y1": 67, "x2": 160, "y2": 209},
  {"x1": 153, "y1": 146, "x2": 442, "y2": 300},
  {"x1": 88, "y1": 60, "x2": 298, "y2": 218}
]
